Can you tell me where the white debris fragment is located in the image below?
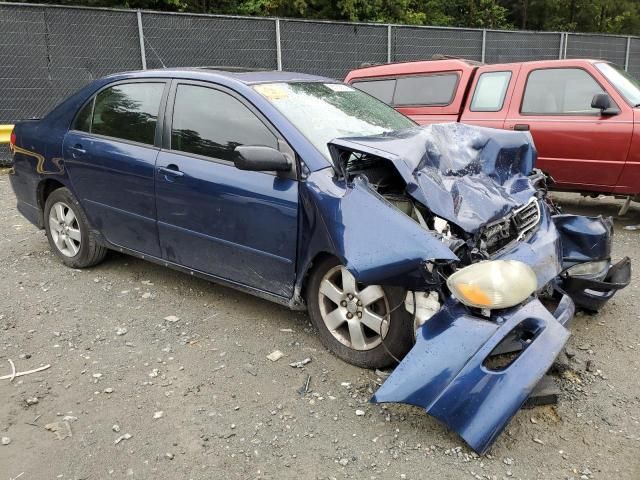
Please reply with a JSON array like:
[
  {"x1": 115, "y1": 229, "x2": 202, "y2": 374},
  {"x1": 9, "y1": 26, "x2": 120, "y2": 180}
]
[
  {"x1": 164, "y1": 315, "x2": 179, "y2": 323},
  {"x1": 289, "y1": 358, "x2": 311, "y2": 368},
  {"x1": 45, "y1": 421, "x2": 72, "y2": 440},
  {"x1": 148, "y1": 369, "x2": 159, "y2": 378},
  {"x1": 114, "y1": 433, "x2": 132, "y2": 444},
  {"x1": 112, "y1": 424, "x2": 120, "y2": 432},
  {"x1": 267, "y1": 350, "x2": 284, "y2": 362},
  {"x1": 1, "y1": 436, "x2": 10, "y2": 445},
  {"x1": 116, "y1": 327, "x2": 128, "y2": 336},
  {"x1": 25, "y1": 397, "x2": 38, "y2": 406},
  {"x1": 153, "y1": 411, "x2": 164, "y2": 419},
  {"x1": 355, "y1": 409, "x2": 365, "y2": 416},
  {"x1": 92, "y1": 373, "x2": 103, "y2": 379}
]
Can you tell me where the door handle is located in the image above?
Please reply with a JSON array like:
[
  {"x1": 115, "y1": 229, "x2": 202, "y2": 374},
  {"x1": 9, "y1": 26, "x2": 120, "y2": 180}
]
[
  {"x1": 159, "y1": 164, "x2": 184, "y2": 178},
  {"x1": 70, "y1": 144, "x2": 86, "y2": 155},
  {"x1": 513, "y1": 124, "x2": 530, "y2": 131}
]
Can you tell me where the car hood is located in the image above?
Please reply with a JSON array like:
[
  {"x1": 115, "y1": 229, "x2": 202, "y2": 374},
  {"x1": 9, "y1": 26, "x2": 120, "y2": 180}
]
[{"x1": 328, "y1": 123, "x2": 538, "y2": 233}]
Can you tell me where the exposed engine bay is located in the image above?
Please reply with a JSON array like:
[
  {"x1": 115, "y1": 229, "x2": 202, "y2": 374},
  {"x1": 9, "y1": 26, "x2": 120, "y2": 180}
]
[{"x1": 342, "y1": 149, "x2": 549, "y2": 266}]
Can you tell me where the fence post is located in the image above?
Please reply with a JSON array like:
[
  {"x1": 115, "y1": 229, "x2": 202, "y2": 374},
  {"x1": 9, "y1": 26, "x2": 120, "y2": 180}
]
[
  {"x1": 563, "y1": 33, "x2": 568, "y2": 59},
  {"x1": 387, "y1": 24, "x2": 392, "y2": 63},
  {"x1": 136, "y1": 10, "x2": 147, "y2": 70},
  {"x1": 481, "y1": 29, "x2": 486, "y2": 63},
  {"x1": 625, "y1": 36, "x2": 631, "y2": 71},
  {"x1": 275, "y1": 18, "x2": 283, "y2": 71},
  {"x1": 558, "y1": 33, "x2": 564, "y2": 59}
]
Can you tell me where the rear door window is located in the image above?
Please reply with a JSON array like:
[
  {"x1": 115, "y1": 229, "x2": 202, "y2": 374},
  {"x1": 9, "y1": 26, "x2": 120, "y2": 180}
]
[
  {"x1": 521, "y1": 68, "x2": 606, "y2": 115},
  {"x1": 470, "y1": 71, "x2": 512, "y2": 112},
  {"x1": 90, "y1": 82, "x2": 165, "y2": 145},
  {"x1": 170, "y1": 84, "x2": 278, "y2": 162}
]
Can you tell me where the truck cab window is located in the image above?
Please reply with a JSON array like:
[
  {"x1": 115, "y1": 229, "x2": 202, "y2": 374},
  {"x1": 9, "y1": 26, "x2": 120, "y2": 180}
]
[
  {"x1": 521, "y1": 68, "x2": 605, "y2": 115},
  {"x1": 470, "y1": 71, "x2": 512, "y2": 112}
]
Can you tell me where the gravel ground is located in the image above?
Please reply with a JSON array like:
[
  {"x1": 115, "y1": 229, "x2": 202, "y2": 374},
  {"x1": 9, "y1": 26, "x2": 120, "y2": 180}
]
[{"x1": 0, "y1": 169, "x2": 638, "y2": 480}]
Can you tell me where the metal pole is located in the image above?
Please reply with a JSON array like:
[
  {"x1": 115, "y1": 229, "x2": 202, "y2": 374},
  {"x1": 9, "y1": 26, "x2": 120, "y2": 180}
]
[
  {"x1": 563, "y1": 33, "x2": 568, "y2": 59},
  {"x1": 625, "y1": 36, "x2": 631, "y2": 71},
  {"x1": 275, "y1": 18, "x2": 283, "y2": 71},
  {"x1": 558, "y1": 33, "x2": 564, "y2": 60},
  {"x1": 136, "y1": 10, "x2": 147, "y2": 70},
  {"x1": 481, "y1": 29, "x2": 486, "y2": 63},
  {"x1": 387, "y1": 24, "x2": 392, "y2": 63}
]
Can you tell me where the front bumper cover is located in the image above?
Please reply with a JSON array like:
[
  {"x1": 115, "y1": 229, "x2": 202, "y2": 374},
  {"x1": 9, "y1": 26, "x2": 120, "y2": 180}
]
[
  {"x1": 371, "y1": 296, "x2": 572, "y2": 454},
  {"x1": 562, "y1": 257, "x2": 631, "y2": 311}
]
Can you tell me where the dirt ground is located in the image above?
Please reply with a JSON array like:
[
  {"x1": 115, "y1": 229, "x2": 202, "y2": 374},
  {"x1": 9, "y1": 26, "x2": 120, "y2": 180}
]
[{"x1": 0, "y1": 170, "x2": 638, "y2": 480}]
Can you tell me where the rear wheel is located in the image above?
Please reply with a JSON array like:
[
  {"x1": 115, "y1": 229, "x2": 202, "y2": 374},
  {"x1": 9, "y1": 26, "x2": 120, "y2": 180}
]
[
  {"x1": 306, "y1": 256, "x2": 413, "y2": 369},
  {"x1": 44, "y1": 187, "x2": 107, "y2": 268}
]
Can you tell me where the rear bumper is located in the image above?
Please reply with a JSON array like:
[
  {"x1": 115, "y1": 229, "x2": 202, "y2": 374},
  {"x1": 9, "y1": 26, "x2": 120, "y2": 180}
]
[{"x1": 372, "y1": 296, "x2": 572, "y2": 454}]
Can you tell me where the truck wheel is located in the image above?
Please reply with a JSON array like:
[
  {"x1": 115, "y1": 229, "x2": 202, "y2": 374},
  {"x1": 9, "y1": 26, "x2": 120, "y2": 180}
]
[
  {"x1": 306, "y1": 256, "x2": 413, "y2": 369},
  {"x1": 44, "y1": 187, "x2": 107, "y2": 268}
]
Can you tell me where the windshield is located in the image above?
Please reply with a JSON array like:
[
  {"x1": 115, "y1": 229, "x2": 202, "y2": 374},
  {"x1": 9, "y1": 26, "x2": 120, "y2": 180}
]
[
  {"x1": 252, "y1": 82, "x2": 416, "y2": 160},
  {"x1": 596, "y1": 62, "x2": 640, "y2": 106}
]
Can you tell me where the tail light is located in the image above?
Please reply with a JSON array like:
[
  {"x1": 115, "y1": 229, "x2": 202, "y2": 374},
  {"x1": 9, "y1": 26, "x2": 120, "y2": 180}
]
[{"x1": 9, "y1": 129, "x2": 16, "y2": 150}]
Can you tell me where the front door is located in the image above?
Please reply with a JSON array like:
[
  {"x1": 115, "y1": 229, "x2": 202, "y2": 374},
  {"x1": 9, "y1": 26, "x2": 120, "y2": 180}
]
[
  {"x1": 505, "y1": 65, "x2": 633, "y2": 190},
  {"x1": 63, "y1": 80, "x2": 168, "y2": 256},
  {"x1": 154, "y1": 82, "x2": 298, "y2": 298}
]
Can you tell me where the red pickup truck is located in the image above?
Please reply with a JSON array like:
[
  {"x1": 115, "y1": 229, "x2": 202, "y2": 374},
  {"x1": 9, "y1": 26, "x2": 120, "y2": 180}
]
[{"x1": 345, "y1": 58, "x2": 640, "y2": 200}]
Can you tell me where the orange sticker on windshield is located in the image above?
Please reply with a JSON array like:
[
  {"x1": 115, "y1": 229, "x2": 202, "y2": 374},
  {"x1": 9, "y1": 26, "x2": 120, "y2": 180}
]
[{"x1": 254, "y1": 84, "x2": 288, "y2": 100}]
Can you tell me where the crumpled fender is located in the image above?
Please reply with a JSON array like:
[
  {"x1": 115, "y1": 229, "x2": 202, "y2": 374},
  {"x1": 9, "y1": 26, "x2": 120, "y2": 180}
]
[
  {"x1": 371, "y1": 297, "x2": 570, "y2": 454},
  {"x1": 553, "y1": 214, "x2": 631, "y2": 311},
  {"x1": 297, "y1": 169, "x2": 457, "y2": 289},
  {"x1": 553, "y1": 214, "x2": 612, "y2": 267}
]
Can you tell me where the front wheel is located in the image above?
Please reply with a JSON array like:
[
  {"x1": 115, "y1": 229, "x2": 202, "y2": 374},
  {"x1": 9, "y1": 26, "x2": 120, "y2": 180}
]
[
  {"x1": 44, "y1": 187, "x2": 107, "y2": 268},
  {"x1": 306, "y1": 257, "x2": 413, "y2": 369}
]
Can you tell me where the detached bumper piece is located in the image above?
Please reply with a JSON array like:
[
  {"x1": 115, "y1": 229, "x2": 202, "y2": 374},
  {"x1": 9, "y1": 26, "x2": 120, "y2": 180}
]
[
  {"x1": 563, "y1": 256, "x2": 631, "y2": 311},
  {"x1": 371, "y1": 297, "x2": 571, "y2": 454}
]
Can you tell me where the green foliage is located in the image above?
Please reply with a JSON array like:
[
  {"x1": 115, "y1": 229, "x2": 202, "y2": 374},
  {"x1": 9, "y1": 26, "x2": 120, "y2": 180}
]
[{"x1": 19, "y1": 0, "x2": 640, "y2": 34}]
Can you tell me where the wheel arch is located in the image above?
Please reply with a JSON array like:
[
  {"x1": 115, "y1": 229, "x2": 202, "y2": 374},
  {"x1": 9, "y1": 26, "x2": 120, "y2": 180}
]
[{"x1": 293, "y1": 250, "x2": 342, "y2": 309}]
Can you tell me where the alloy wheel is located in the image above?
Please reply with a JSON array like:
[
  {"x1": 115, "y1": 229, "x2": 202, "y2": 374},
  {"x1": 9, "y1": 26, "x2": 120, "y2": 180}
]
[
  {"x1": 317, "y1": 265, "x2": 390, "y2": 351},
  {"x1": 48, "y1": 201, "x2": 81, "y2": 257}
]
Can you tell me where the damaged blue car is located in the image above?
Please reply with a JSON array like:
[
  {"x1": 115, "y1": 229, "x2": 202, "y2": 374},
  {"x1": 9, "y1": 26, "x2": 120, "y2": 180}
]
[{"x1": 8, "y1": 69, "x2": 631, "y2": 454}]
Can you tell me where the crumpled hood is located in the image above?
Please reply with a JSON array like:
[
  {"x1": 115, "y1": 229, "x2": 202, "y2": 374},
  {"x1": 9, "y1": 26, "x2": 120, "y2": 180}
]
[{"x1": 329, "y1": 123, "x2": 538, "y2": 233}]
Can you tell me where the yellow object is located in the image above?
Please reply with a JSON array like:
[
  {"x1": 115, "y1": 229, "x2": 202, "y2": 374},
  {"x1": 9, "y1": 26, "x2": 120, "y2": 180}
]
[
  {"x1": 455, "y1": 283, "x2": 493, "y2": 307},
  {"x1": 0, "y1": 124, "x2": 14, "y2": 144}
]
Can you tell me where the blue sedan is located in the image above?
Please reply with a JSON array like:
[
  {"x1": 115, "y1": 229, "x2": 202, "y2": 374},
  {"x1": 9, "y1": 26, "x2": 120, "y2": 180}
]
[{"x1": 8, "y1": 68, "x2": 630, "y2": 453}]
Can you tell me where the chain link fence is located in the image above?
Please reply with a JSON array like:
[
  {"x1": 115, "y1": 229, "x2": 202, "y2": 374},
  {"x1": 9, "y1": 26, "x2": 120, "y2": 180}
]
[{"x1": 2, "y1": 2, "x2": 640, "y2": 164}]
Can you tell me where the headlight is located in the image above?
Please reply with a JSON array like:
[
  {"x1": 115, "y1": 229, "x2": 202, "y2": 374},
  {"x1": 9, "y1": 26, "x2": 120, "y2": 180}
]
[
  {"x1": 565, "y1": 260, "x2": 609, "y2": 277},
  {"x1": 447, "y1": 260, "x2": 537, "y2": 309}
]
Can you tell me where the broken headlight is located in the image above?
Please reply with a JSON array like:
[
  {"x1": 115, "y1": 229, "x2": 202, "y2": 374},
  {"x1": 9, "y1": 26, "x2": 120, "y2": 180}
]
[
  {"x1": 564, "y1": 260, "x2": 609, "y2": 278},
  {"x1": 447, "y1": 260, "x2": 537, "y2": 309}
]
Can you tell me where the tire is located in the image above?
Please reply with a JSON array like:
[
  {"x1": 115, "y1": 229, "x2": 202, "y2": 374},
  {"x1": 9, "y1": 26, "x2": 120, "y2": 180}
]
[
  {"x1": 306, "y1": 256, "x2": 414, "y2": 369},
  {"x1": 44, "y1": 187, "x2": 107, "y2": 268}
]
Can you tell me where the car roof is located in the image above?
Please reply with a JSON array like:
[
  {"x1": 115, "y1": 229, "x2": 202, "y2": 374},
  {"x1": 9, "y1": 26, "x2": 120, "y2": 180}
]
[{"x1": 102, "y1": 67, "x2": 337, "y2": 85}]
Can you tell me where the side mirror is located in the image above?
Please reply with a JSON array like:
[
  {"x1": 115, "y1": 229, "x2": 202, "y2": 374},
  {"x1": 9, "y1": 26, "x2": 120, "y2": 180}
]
[
  {"x1": 591, "y1": 93, "x2": 619, "y2": 115},
  {"x1": 234, "y1": 146, "x2": 291, "y2": 172}
]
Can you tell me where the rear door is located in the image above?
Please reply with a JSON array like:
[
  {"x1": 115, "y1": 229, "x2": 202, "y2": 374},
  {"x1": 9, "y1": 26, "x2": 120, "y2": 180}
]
[
  {"x1": 460, "y1": 65, "x2": 519, "y2": 129},
  {"x1": 63, "y1": 80, "x2": 168, "y2": 256},
  {"x1": 505, "y1": 65, "x2": 633, "y2": 189},
  {"x1": 154, "y1": 81, "x2": 298, "y2": 298}
]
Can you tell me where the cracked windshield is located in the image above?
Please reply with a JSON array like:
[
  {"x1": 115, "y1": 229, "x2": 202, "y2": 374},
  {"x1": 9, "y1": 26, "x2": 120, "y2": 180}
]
[{"x1": 253, "y1": 82, "x2": 415, "y2": 159}]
